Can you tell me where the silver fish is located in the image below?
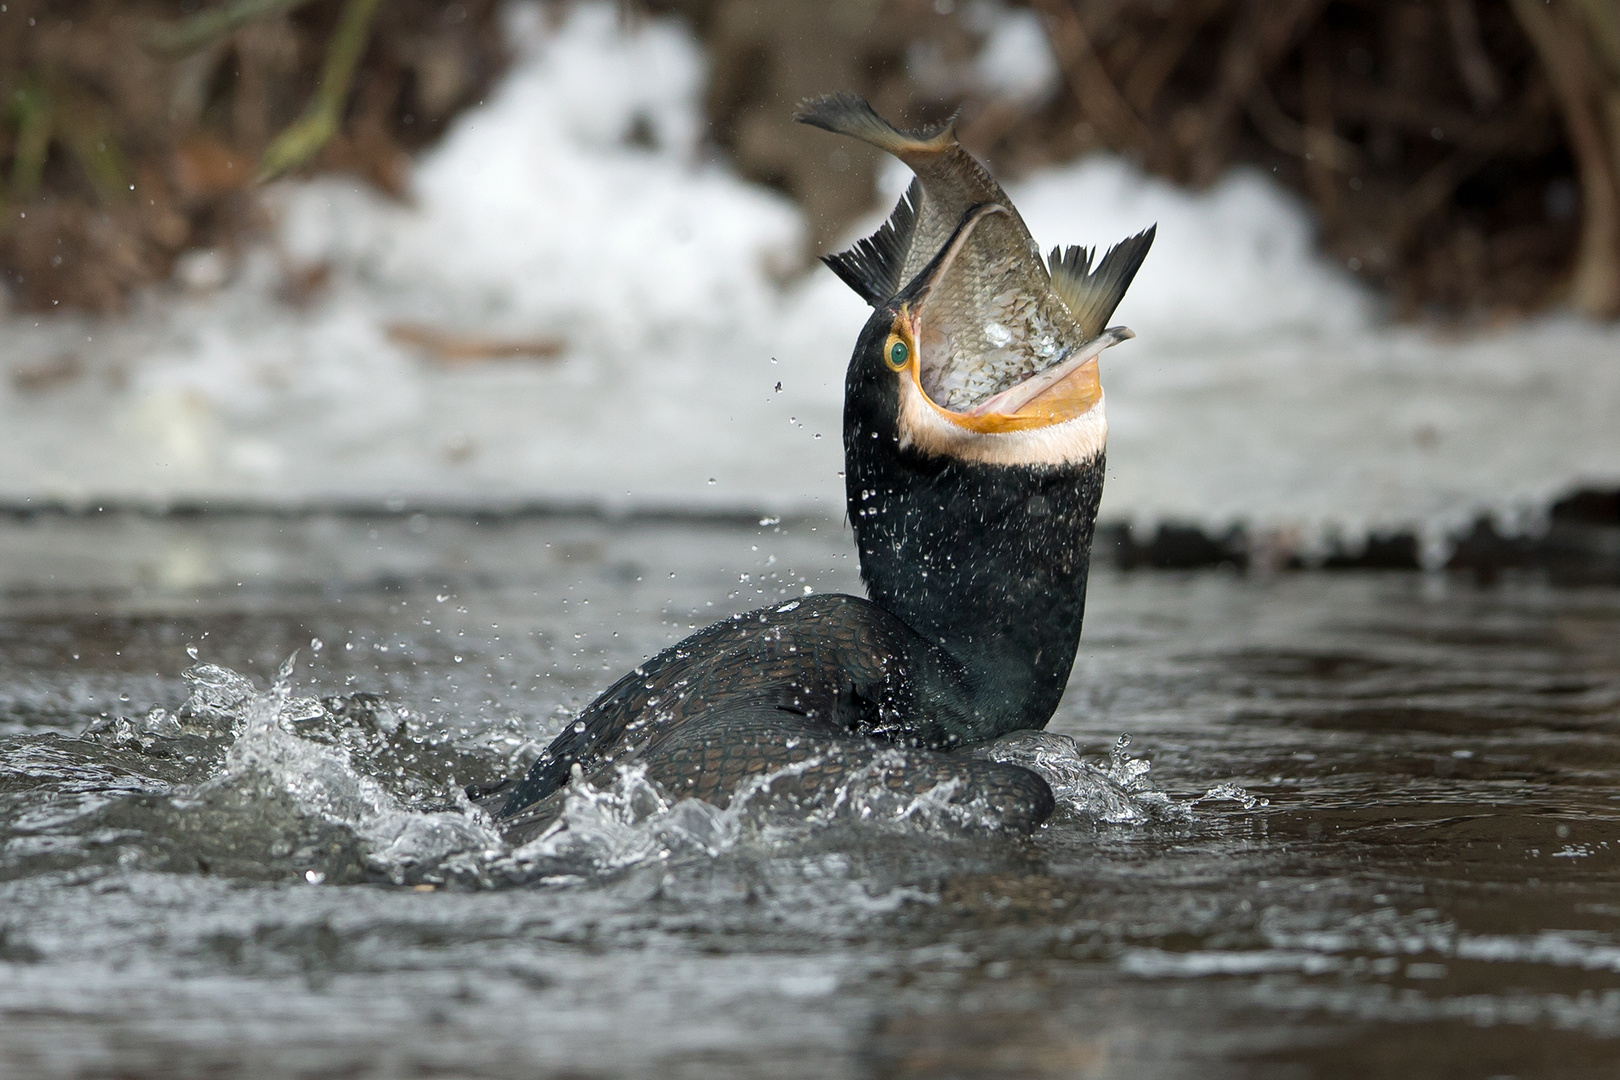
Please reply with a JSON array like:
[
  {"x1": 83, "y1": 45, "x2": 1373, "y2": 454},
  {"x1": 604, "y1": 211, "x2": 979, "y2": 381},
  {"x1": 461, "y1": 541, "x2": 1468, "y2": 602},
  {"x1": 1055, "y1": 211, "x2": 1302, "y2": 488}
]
[{"x1": 797, "y1": 93, "x2": 1153, "y2": 415}]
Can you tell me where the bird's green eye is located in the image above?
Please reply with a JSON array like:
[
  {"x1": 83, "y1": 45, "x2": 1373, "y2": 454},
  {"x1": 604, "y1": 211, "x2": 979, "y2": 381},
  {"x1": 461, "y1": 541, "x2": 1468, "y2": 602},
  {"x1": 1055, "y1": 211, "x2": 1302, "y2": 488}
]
[{"x1": 886, "y1": 339, "x2": 909, "y2": 370}]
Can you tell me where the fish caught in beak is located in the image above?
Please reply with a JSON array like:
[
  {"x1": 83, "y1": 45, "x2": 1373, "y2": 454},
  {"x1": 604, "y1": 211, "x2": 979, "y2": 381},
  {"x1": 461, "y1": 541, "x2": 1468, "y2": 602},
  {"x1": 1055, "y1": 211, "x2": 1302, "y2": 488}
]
[
  {"x1": 797, "y1": 94, "x2": 1154, "y2": 459},
  {"x1": 887, "y1": 203, "x2": 1135, "y2": 435}
]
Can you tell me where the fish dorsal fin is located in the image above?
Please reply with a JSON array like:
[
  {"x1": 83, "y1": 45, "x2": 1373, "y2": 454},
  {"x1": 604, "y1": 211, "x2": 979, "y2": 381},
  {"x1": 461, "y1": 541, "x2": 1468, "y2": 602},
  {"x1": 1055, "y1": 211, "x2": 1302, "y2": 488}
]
[
  {"x1": 793, "y1": 93, "x2": 955, "y2": 158},
  {"x1": 1048, "y1": 224, "x2": 1157, "y2": 339},
  {"x1": 822, "y1": 178, "x2": 921, "y2": 306}
]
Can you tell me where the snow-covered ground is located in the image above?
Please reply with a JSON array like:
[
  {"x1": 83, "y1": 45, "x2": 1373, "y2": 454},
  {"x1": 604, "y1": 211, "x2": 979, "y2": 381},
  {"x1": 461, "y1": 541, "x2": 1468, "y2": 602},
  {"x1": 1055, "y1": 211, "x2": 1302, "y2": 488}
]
[{"x1": 3, "y1": 1, "x2": 1618, "y2": 555}]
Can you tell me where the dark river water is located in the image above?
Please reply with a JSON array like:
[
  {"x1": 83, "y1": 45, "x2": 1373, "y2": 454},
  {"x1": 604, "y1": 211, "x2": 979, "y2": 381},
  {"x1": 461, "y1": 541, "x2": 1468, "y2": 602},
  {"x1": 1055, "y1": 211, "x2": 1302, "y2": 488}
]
[{"x1": 2, "y1": 512, "x2": 1618, "y2": 1079}]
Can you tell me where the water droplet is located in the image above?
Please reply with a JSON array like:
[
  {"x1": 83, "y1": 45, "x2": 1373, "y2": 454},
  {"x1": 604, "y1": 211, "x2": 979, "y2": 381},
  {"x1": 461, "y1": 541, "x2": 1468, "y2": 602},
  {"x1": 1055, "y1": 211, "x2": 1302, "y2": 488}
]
[
  {"x1": 310, "y1": 637, "x2": 323, "y2": 653},
  {"x1": 304, "y1": 870, "x2": 326, "y2": 885},
  {"x1": 573, "y1": 721, "x2": 587, "y2": 733},
  {"x1": 185, "y1": 646, "x2": 199, "y2": 660}
]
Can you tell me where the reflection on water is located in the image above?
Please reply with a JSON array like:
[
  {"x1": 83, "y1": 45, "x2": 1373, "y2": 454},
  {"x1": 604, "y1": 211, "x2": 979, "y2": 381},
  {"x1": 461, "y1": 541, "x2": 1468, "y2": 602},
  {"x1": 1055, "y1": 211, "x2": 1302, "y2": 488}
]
[{"x1": 2, "y1": 513, "x2": 1619, "y2": 1078}]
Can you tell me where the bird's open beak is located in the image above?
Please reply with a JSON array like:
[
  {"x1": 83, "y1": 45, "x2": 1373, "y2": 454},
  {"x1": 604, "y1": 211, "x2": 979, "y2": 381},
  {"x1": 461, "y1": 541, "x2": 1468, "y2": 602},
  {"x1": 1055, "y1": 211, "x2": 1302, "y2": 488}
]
[{"x1": 895, "y1": 205, "x2": 1128, "y2": 434}]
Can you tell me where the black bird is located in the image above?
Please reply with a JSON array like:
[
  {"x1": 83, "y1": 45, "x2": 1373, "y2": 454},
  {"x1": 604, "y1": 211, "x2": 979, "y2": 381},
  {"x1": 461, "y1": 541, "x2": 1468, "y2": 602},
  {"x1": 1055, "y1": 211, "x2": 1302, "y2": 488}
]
[{"x1": 491, "y1": 96, "x2": 1153, "y2": 838}]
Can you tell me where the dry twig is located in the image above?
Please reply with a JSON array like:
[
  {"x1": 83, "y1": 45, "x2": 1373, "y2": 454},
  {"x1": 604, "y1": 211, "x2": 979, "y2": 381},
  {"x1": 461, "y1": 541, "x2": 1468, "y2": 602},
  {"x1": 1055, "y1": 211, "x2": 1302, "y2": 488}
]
[
  {"x1": 1033, "y1": 0, "x2": 1151, "y2": 151},
  {"x1": 1510, "y1": 0, "x2": 1620, "y2": 316},
  {"x1": 386, "y1": 323, "x2": 566, "y2": 364}
]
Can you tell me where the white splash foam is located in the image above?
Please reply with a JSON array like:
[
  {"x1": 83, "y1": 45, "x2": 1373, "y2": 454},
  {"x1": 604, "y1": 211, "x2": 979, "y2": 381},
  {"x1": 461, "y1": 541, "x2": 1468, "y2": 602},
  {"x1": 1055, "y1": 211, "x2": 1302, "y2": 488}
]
[
  {"x1": 502, "y1": 743, "x2": 1035, "y2": 876},
  {"x1": 138, "y1": 657, "x2": 1050, "y2": 883},
  {"x1": 507, "y1": 761, "x2": 743, "y2": 871},
  {"x1": 198, "y1": 656, "x2": 506, "y2": 881},
  {"x1": 973, "y1": 731, "x2": 1266, "y2": 823}
]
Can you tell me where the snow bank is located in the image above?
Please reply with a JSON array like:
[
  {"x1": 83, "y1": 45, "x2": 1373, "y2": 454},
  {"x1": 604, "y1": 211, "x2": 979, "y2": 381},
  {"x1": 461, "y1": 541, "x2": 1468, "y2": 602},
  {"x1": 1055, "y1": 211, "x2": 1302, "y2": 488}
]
[
  {"x1": 2, "y1": 1, "x2": 1618, "y2": 550},
  {"x1": 1005, "y1": 160, "x2": 1620, "y2": 550}
]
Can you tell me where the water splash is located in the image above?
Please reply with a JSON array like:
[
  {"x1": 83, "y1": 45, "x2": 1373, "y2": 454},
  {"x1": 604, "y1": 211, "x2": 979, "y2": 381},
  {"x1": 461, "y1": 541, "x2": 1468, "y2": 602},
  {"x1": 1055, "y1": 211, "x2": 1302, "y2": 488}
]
[
  {"x1": 82, "y1": 662, "x2": 257, "y2": 754},
  {"x1": 972, "y1": 731, "x2": 1267, "y2": 824},
  {"x1": 505, "y1": 762, "x2": 742, "y2": 874},
  {"x1": 500, "y1": 745, "x2": 1015, "y2": 879},
  {"x1": 205, "y1": 653, "x2": 507, "y2": 883},
  {"x1": 82, "y1": 656, "x2": 1031, "y2": 885},
  {"x1": 77, "y1": 655, "x2": 1265, "y2": 886}
]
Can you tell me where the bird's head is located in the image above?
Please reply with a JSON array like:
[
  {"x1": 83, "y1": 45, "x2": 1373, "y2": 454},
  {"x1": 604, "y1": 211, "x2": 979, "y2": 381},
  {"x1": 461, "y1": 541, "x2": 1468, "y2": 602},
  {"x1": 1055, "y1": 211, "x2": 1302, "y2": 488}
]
[{"x1": 847, "y1": 204, "x2": 1149, "y2": 469}]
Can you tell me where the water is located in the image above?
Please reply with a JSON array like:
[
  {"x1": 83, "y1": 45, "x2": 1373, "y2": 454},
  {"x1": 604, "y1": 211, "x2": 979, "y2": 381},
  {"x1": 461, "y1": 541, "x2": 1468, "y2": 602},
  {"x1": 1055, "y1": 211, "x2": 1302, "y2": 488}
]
[{"x1": 2, "y1": 512, "x2": 1619, "y2": 1078}]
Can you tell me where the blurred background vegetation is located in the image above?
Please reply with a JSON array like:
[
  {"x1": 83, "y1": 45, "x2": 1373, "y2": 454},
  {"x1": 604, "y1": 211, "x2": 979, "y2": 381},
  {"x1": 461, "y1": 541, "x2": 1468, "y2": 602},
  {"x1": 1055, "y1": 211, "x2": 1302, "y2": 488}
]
[{"x1": 3, "y1": 0, "x2": 1619, "y2": 320}]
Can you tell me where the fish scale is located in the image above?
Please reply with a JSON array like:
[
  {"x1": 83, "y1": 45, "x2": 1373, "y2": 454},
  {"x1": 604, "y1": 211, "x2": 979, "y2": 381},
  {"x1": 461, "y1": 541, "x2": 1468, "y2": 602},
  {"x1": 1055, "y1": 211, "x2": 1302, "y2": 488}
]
[{"x1": 923, "y1": 265, "x2": 1082, "y2": 411}]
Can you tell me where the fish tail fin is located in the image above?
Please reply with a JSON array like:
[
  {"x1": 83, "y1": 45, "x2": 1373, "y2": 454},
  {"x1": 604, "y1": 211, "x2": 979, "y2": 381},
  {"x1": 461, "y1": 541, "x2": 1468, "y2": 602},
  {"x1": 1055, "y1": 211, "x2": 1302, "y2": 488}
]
[
  {"x1": 793, "y1": 93, "x2": 956, "y2": 160},
  {"x1": 1048, "y1": 224, "x2": 1156, "y2": 339},
  {"x1": 823, "y1": 178, "x2": 921, "y2": 306}
]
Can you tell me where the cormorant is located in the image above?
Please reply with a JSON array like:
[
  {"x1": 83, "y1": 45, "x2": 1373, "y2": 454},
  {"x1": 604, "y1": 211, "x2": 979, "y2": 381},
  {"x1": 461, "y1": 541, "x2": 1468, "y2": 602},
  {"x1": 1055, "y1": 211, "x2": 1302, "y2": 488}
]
[{"x1": 491, "y1": 96, "x2": 1153, "y2": 838}]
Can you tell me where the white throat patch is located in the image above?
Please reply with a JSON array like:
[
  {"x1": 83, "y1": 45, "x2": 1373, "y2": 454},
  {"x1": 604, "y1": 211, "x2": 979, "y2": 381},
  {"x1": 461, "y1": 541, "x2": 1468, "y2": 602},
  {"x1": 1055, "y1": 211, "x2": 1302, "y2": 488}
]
[{"x1": 895, "y1": 377, "x2": 1108, "y2": 467}]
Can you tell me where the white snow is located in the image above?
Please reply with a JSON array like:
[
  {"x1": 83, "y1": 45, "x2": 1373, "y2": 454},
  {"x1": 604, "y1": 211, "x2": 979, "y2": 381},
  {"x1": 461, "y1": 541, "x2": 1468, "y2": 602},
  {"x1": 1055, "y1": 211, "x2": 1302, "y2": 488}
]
[
  {"x1": 1, "y1": 0, "x2": 1618, "y2": 551},
  {"x1": 969, "y1": 3, "x2": 1060, "y2": 104},
  {"x1": 1005, "y1": 160, "x2": 1620, "y2": 551}
]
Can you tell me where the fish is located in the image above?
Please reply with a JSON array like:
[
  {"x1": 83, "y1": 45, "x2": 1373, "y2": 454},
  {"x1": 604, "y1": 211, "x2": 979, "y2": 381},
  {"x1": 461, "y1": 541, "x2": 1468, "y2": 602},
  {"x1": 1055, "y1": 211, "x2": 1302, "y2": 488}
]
[{"x1": 795, "y1": 93, "x2": 1154, "y2": 416}]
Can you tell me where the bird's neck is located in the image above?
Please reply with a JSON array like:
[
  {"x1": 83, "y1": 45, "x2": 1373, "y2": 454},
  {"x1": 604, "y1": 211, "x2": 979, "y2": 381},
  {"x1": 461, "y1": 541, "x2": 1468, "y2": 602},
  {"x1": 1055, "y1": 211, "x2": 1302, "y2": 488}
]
[{"x1": 846, "y1": 431, "x2": 1104, "y2": 744}]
